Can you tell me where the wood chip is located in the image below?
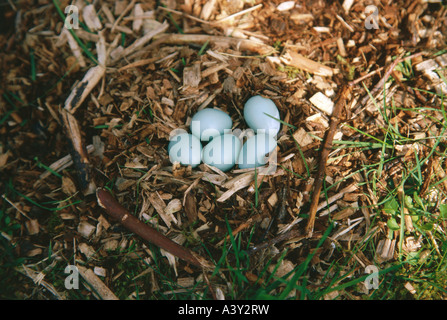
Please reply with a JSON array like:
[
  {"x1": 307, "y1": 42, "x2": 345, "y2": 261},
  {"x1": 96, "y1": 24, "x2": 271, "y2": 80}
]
[
  {"x1": 82, "y1": 4, "x2": 102, "y2": 31},
  {"x1": 317, "y1": 184, "x2": 358, "y2": 213},
  {"x1": 217, "y1": 172, "x2": 255, "y2": 202},
  {"x1": 184, "y1": 192, "x2": 198, "y2": 223},
  {"x1": 78, "y1": 221, "x2": 96, "y2": 238},
  {"x1": 112, "y1": 20, "x2": 169, "y2": 63},
  {"x1": 156, "y1": 34, "x2": 275, "y2": 56},
  {"x1": 404, "y1": 282, "x2": 417, "y2": 295},
  {"x1": 183, "y1": 63, "x2": 201, "y2": 88},
  {"x1": 290, "y1": 13, "x2": 314, "y2": 24},
  {"x1": 132, "y1": 3, "x2": 144, "y2": 32},
  {"x1": 281, "y1": 50, "x2": 334, "y2": 77},
  {"x1": 306, "y1": 112, "x2": 329, "y2": 128},
  {"x1": 62, "y1": 28, "x2": 86, "y2": 68},
  {"x1": 342, "y1": 0, "x2": 354, "y2": 13},
  {"x1": 17, "y1": 265, "x2": 65, "y2": 299},
  {"x1": 25, "y1": 219, "x2": 40, "y2": 235},
  {"x1": 78, "y1": 242, "x2": 96, "y2": 259},
  {"x1": 415, "y1": 53, "x2": 447, "y2": 95},
  {"x1": 337, "y1": 37, "x2": 347, "y2": 57},
  {"x1": 375, "y1": 239, "x2": 396, "y2": 262},
  {"x1": 277, "y1": 1, "x2": 296, "y2": 11},
  {"x1": 268, "y1": 192, "x2": 278, "y2": 207},
  {"x1": 177, "y1": 277, "x2": 195, "y2": 288},
  {"x1": 38, "y1": 145, "x2": 95, "y2": 180},
  {"x1": 309, "y1": 92, "x2": 334, "y2": 115},
  {"x1": 77, "y1": 265, "x2": 119, "y2": 300},
  {"x1": 293, "y1": 127, "x2": 313, "y2": 147},
  {"x1": 101, "y1": 3, "x2": 115, "y2": 24},
  {"x1": 147, "y1": 191, "x2": 177, "y2": 227},
  {"x1": 201, "y1": 62, "x2": 229, "y2": 78},
  {"x1": 200, "y1": 0, "x2": 216, "y2": 20},
  {"x1": 61, "y1": 175, "x2": 77, "y2": 195},
  {"x1": 165, "y1": 199, "x2": 182, "y2": 216},
  {"x1": 0, "y1": 150, "x2": 11, "y2": 168},
  {"x1": 94, "y1": 266, "x2": 107, "y2": 277}
]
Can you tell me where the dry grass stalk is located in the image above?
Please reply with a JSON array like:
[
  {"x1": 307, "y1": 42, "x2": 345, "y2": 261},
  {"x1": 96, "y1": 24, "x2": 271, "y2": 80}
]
[
  {"x1": 317, "y1": 184, "x2": 358, "y2": 213},
  {"x1": 16, "y1": 265, "x2": 65, "y2": 300}
]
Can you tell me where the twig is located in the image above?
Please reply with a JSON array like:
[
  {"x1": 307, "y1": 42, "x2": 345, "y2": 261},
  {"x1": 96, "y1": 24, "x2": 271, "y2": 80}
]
[
  {"x1": 96, "y1": 188, "x2": 213, "y2": 269},
  {"x1": 202, "y1": 272, "x2": 217, "y2": 300},
  {"x1": 304, "y1": 86, "x2": 353, "y2": 238},
  {"x1": 60, "y1": 33, "x2": 108, "y2": 195},
  {"x1": 2, "y1": 194, "x2": 31, "y2": 219},
  {"x1": 60, "y1": 109, "x2": 96, "y2": 195},
  {"x1": 154, "y1": 33, "x2": 275, "y2": 56}
]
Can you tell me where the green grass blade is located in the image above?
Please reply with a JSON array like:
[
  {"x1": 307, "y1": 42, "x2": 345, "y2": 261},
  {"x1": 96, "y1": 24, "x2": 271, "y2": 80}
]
[
  {"x1": 30, "y1": 49, "x2": 36, "y2": 81},
  {"x1": 198, "y1": 40, "x2": 209, "y2": 56}
]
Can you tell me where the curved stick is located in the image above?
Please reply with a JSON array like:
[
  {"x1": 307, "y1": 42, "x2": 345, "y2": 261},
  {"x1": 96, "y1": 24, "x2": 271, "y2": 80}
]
[{"x1": 96, "y1": 188, "x2": 213, "y2": 269}]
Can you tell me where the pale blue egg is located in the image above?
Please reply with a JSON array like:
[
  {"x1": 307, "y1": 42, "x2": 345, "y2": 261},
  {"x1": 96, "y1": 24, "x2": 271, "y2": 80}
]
[
  {"x1": 244, "y1": 95, "x2": 280, "y2": 136},
  {"x1": 190, "y1": 108, "x2": 233, "y2": 141},
  {"x1": 237, "y1": 133, "x2": 277, "y2": 169},
  {"x1": 168, "y1": 133, "x2": 202, "y2": 168},
  {"x1": 202, "y1": 134, "x2": 242, "y2": 172}
]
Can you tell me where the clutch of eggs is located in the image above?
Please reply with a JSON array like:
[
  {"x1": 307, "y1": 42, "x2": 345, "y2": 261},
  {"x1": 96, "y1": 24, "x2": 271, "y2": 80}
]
[{"x1": 167, "y1": 96, "x2": 280, "y2": 171}]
